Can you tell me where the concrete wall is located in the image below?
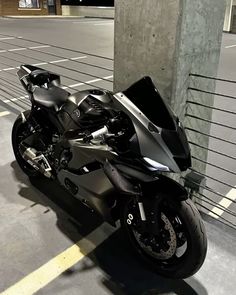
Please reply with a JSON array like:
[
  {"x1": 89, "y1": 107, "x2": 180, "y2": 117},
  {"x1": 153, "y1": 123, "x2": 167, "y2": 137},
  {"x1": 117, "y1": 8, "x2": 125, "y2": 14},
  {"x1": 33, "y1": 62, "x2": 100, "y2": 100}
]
[
  {"x1": 62, "y1": 5, "x2": 114, "y2": 18},
  {"x1": 172, "y1": 0, "x2": 226, "y2": 172},
  {"x1": 232, "y1": 5, "x2": 236, "y2": 33},
  {"x1": 114, "y1": 0, "x2": 180, "y2": 98}
]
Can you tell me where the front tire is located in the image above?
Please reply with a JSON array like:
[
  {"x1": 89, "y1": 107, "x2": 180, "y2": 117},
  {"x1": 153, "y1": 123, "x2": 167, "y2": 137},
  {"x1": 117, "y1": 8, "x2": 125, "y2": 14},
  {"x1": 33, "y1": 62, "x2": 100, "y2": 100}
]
[{"x1": 120, "y1": 198, "x2": 207, "y2": 279}]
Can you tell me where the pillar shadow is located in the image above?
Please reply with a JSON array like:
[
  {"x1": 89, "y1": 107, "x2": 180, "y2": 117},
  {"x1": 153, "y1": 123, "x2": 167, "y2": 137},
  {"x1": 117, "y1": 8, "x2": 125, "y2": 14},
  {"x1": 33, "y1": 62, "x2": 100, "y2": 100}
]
[{"x1": 11, "y1": 161, "x2": 208, "y2": 295}]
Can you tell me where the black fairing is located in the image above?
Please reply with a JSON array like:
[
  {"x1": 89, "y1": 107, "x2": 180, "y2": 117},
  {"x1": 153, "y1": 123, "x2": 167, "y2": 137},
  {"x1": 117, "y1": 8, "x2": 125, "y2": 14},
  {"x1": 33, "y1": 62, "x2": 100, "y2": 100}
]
[
  {"x1": 141, "y1": 174, "x2": 188, "y2": 201},
  {"x1": 161, "y1": 123, "x2": 191, "y2": 171},
  {"x1": 123, "y1": 76, "x2": 191, "y2": 171},
  {"x1": 124, "y1": 76, "x2": 176, "y2": 130}
]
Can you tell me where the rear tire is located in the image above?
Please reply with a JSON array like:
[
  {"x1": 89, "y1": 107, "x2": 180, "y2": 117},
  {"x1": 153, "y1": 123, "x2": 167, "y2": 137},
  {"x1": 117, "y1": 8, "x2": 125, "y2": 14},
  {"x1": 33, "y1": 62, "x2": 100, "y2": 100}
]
[
  {"x1": 120, "y1": 198, "x2": 207, "y2": 279},
  {"x1": 12, "y1": 111, "x2": 41, "y2": 178}
]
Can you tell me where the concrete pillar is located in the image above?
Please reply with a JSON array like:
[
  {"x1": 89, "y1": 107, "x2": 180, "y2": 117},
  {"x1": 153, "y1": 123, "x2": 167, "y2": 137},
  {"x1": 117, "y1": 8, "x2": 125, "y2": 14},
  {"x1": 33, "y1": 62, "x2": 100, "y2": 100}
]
[
  {"x1": 114, "y1": 0, "x2": 226, "y2": 175},
  {"x1": 224, "y1": 0, "x2": 233, "y2": 32}
]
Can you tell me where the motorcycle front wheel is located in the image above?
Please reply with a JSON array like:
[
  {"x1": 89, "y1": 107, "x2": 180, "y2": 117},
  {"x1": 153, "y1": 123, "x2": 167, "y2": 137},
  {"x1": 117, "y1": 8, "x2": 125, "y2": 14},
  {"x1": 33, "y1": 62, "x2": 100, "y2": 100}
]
[{"x1": 120, "y1": 197, "x2": 207, "y2": 279}]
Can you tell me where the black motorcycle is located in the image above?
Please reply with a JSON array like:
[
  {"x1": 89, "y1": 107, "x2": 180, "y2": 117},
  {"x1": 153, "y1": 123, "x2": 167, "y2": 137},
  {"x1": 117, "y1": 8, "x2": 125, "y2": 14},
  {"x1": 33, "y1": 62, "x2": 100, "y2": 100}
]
[{"x1": 12, "y1": 65, "x2": 207, "y2": 279}]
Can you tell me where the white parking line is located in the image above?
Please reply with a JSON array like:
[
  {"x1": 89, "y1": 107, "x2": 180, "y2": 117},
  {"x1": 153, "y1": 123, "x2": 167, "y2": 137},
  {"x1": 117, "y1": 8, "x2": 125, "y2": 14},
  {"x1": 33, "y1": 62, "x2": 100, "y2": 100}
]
[
  {"x1": 0, "y1": 111, "x2": 10, "y2": 117},
  {"x1": 33, "y1": 62, "x2": 47, "y2": 66},
  {"x1": 73, "y1": 21, "x2": 114, "y2": 25},
  {"x1": 8, "y1": 48, "x2": 27, "y2": 52},
  {"x1": 3, "y1": 95, "x2": 28, "y2": 103},
  {"x1": 94, "y1": 23, "x2": 114, "y2": 26},
  {"x1": 209, "y1": 186, "x2": 236, "y2": 218},
  {"x1": 70, "y1": 56, "x2": 87, "y2": 60},
  {"x1": 2, "y1": 67, "x2": 15, "y2": 71},
  {"x1": 0, "y1": 56, "x2": 87, "y2": 72},
  {"x1": 50, "y1": 59, "x2": 71, "y2": 64},
  {"x1": 65, "y1": 75, "x2": 113, "y2": 89},
  {"x1": 29, "y1": 45, "x2": 51, "y2": 49},
  {"x1": 0, "y1": 37, "x2": 16, "y2": 41},
  {"x1": 0, "y1": 46, "x2": 51, "y2": 54},
  {"x1": 225, "y1": 44, "x2": 236, "y2": 49}
]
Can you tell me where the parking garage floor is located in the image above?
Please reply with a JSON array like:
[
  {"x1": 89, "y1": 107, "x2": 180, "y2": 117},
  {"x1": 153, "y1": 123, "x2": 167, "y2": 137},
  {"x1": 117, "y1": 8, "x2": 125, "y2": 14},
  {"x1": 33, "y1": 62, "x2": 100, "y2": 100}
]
[{"x1": 0, "y1": 17, "x2": 235, "y2": 295}]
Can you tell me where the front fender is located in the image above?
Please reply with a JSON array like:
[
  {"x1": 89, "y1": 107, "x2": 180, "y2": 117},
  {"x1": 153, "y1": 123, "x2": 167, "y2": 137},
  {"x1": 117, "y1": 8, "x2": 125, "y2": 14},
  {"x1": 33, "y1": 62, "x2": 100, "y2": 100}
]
[{"x1": 142, "y1": 174, "x2": 188, "y2": 202}]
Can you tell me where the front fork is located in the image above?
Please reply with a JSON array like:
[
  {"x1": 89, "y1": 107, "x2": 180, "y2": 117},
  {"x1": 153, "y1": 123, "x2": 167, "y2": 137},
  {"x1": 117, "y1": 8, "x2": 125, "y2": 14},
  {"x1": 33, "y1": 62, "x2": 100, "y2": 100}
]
[{"x1": 127, "y1": 194, "x2": 164, "y2": 235}]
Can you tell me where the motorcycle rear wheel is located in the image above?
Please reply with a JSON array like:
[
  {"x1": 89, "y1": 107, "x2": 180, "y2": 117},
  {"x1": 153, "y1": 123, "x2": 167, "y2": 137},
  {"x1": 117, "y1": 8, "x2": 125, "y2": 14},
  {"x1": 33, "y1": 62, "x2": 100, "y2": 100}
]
[
  {"x1": 12, "y1": 111, "x2": 41, "y2": 178},
  {"x1": 120, "y1": 197, "x2": 207, "y2": 279}
]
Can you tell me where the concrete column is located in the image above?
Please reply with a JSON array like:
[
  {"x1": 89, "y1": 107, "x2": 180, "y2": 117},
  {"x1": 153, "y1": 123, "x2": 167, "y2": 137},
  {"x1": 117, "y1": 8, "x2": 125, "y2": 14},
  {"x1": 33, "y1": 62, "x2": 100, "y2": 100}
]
[
  {"x1": 114, "y1": 0, "x2": 226, "y2": 175},
  {"x1": 224, "y1": 0, "x2": 233, "y2": 32}
]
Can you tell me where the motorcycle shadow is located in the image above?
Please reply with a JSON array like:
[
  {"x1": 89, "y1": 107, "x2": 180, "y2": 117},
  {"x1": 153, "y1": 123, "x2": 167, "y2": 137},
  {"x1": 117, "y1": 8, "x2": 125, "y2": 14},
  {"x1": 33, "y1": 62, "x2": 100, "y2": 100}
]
[{"x1": 11, "y1": 161, "x2": 208, "y2": 295}]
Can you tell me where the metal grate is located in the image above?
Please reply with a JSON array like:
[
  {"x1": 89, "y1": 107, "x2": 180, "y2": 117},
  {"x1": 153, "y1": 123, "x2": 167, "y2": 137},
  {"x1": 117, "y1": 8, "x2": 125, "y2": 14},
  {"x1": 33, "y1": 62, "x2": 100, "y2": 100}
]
[{"x1": 185, "y1": 73, "x2": 236, "y2": 230}]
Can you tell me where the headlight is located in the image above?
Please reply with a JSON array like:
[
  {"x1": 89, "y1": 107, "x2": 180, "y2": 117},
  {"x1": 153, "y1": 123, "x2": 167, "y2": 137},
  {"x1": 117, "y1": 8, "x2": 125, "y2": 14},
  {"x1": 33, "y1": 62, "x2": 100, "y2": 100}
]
[{"x1": 143, "y1": 157, "x2": 170, "y2": 172}]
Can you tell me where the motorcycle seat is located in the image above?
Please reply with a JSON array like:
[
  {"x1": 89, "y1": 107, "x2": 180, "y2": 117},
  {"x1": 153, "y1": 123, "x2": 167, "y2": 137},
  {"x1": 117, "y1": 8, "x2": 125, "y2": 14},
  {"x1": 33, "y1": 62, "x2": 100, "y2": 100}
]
[{"x1": 32, "y1": 86, "x2": 70, "y2": 108}]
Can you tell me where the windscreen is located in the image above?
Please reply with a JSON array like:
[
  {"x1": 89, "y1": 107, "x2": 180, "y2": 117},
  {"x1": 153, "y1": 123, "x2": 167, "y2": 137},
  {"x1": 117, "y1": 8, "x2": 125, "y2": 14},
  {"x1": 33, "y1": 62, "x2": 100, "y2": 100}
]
[{"x1": 123, "y1": 76, "x2": 176, "y2": 130}]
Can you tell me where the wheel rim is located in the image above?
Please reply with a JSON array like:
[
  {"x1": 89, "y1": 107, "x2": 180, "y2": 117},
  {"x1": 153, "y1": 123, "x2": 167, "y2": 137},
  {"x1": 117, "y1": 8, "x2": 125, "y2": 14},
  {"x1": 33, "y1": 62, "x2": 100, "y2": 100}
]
[
  {"x1": 125, "y1": 199, "x2": 189, "y2": 264},
  {"x1": 133, "y1": 212, "x2": 177, "y2": 260}
]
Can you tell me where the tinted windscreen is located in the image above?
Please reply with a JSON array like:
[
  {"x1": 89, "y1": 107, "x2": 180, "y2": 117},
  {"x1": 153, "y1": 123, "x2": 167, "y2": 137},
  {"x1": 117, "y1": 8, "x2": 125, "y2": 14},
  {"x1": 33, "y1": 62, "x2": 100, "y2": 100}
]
[{"x1": 123, "y1": 77, "x2": 176, "y2": 130}]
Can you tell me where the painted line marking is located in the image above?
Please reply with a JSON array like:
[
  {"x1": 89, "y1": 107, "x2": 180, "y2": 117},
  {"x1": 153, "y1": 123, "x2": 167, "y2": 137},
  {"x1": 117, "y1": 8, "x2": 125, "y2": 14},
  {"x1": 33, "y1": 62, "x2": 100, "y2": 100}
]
[
  {"x1": 0, "y1": 37, "x2": 16, "y2": 41},
  {"x1": 225, "y1": 44, "x2": 236, "y2": 49},
  {"x1": 29, "y1": 45, "x2": 51, "y2": 49},
  {"x1": 0, "y1": 56, "x2": 87, "y2": 72},
  {"x1": 63, "y1": 75, "x2": 113, "y2": 89},
  {"x1": 3, "y1": 95, "x2": 28, "y2": 103},
  {"x1": 0, "y1": 46, "x2": 51, "y2": 54},
  {"x1": 73, "y1": 21, "x2": 114, "y2": 24},
  {"x1": 209, "y1": 186, "x2": 236, "y2": 218},
  {"x1": 3, "y1": 67, "x2": 15, "y2": 71},
  {"x1": 94, "y1": 23, "x2": 114, "y2": 26},
  {"x1": 70, "y1": 56, "x2": 87, "y2": 60},
  {"x1": 32, "y1": 62, "x2": 47, "y2": 66},
  {"x1": 50, "y1": 59, "x2": 69, "y2": 64},
  {"x1": 8, "y1": 48, "x2": 26, "y2": 52},
  {"x1": 0, "y1": 111, "x2": 10, "y2": 117},
  {"x1": 0, "y1": 223, "x2": 115, "y2": 295}
]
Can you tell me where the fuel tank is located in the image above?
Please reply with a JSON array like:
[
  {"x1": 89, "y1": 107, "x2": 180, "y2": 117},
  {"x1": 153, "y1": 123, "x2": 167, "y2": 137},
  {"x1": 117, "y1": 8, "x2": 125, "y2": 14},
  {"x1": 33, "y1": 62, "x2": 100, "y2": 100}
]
[
  {"x1": 68, "y1": 89, "x2": 113, "y2": 106},
  {"x1": 57, "y1": 89, "x2": 114, "y2": 132}
]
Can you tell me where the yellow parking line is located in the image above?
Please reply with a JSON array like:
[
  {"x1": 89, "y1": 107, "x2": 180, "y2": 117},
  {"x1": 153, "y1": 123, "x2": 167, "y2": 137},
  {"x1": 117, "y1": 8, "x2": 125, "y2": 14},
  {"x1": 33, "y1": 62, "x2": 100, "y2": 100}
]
[{"x1": 0, "y1": 223, "x2": 115, "y2": 295}]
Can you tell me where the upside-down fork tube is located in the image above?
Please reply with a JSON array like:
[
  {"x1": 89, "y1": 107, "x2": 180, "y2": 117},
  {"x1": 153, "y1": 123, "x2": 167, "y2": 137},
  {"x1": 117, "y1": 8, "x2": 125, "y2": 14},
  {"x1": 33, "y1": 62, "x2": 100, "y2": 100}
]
[{"x1": 103, "y1": 161, "x2": 141, "y2": 196}]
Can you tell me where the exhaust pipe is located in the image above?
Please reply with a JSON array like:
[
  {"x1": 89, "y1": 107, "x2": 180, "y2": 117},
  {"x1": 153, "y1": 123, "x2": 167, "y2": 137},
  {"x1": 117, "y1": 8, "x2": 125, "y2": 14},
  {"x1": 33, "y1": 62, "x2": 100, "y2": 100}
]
[{"x1": 20, "y1": 144, "x2": 52, "y2": 178}]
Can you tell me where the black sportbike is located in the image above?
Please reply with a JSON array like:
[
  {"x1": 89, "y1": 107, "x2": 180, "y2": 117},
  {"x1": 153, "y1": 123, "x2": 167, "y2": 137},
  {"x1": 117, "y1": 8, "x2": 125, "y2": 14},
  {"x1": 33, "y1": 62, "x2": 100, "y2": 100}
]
[{"x1": 12, "y1": 65, "x2": 207, "y2": 279}]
